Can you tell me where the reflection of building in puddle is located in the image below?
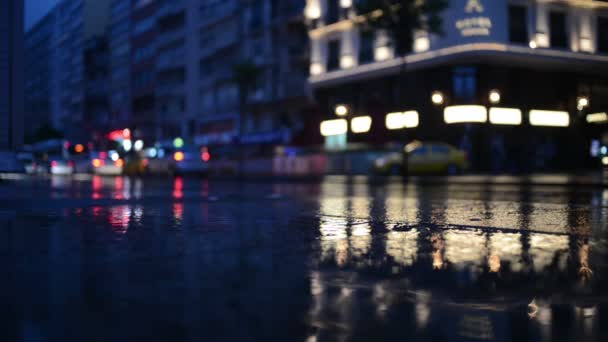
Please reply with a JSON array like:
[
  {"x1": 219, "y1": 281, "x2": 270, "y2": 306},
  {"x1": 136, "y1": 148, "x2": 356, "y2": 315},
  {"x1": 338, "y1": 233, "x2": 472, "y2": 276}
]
[
  {"x1": 109, "y1": 205, "x2": 130, "y2": 233},
  {"x1": 458, "y1": 314, "x2": 495, "y2": 340},
  {"x1": 530, "y1": 202, "x2": 569, "y2": 233},
  {"x1": 529, "y1": 234, "x2": 569, "y2": 272},
  {"x1": 578, "y1": 241, "x2": 593, "y2": 284},
  {"x1": 528, "y1": 298, "x2": 552, "y2": 339},
  {"x1": 431, "y1": 232, "x2": 445, "y2": 270},
  {"x1": 415, "y1": 291, "x2": 431, "y2": 330},
  {"x1": 386, "y1": 230, "x2": 419, "y2": 267},
  {"x1": 488, "y1": 232, "x2": 523, "y2": 273},
  {"x1": 319, "y1": 217, "x2": 349, "y2": 266},
  {"x1": 385, "y1": 190, "x2": 419, "y2": 229},
  {"x1": 444, "y1": 230, "x2": 486, "y2": 271},
  {"x1": 350, "y1": 223, "x2": 371, "y2": 259},
  {"x1": 576, "y1": 305, "x2": 597, "y2": 336}
]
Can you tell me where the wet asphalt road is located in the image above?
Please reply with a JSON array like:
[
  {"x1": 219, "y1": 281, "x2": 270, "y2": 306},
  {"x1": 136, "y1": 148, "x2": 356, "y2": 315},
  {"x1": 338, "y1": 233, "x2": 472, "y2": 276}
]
[{"x1": 0, "y1": 175, "x2": 607, "y2": 342}]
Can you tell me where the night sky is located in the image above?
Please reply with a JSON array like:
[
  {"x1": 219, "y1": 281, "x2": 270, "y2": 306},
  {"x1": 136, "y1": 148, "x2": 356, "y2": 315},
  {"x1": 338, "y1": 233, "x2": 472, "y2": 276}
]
[{"x1": 25, "y1": 0, "x2": 59, "y2": 30}]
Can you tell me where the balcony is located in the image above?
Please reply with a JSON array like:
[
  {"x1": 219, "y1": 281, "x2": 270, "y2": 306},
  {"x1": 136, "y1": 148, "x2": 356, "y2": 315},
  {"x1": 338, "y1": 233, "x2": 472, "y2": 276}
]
[
  {"x1": 156, "y1": 83, "x2": 185, "y2": 97},
  {"x1": 157, "y1": 0, "x2": 185, "y2": 20},
  {"x1": 156, "y1": 50, "x2": 185, "y2": 71},
  {"x1": 199, "y1": 2, "x2": 238, "y2": 28},
  {"x1": 156, "y1": 27, "x2": 185, "y2": 49}
]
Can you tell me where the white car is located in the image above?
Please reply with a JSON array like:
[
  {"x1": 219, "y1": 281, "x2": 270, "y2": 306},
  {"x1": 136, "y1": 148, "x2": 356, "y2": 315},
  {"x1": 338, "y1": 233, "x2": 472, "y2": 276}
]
[{"x1": 50, "y1": 159, "x2": 75, "y2": 175}]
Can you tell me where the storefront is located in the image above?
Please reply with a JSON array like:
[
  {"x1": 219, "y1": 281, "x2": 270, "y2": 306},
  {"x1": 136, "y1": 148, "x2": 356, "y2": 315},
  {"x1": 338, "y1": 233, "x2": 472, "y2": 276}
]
[{"x1": 306, "y1": 0, "x2": 608, "y2": 172}]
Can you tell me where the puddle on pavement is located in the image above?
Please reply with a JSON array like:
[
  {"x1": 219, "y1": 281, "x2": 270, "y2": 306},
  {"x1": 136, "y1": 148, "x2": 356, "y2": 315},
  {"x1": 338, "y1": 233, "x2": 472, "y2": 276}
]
[{"x1": 0, "y1": 177, "x2": 607, "y2": 341}]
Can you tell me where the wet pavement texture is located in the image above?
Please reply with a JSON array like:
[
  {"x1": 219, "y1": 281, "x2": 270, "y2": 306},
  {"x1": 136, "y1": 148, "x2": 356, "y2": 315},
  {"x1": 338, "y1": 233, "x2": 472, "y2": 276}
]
[{"x1": 1, "y1": 175, "x2": 608, "y2": 341}]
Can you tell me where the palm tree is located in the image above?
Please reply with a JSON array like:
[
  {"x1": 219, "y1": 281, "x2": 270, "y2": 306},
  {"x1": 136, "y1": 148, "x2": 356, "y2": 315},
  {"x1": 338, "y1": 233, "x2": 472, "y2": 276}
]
[
  {"x1": 355, "y1": 0, "x2": 448, "y2": 56},
  {"x1": 355, "y1": 0, "x2": 449, "y2": 98},
  {"x1": 232, "y1": 60, "x2": 262, "y2": 176}
]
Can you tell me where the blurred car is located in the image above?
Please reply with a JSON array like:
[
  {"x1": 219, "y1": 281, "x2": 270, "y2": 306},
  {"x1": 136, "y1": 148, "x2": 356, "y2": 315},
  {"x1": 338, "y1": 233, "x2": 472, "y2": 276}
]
[
  {"x1": 172, "y1": 148, "x2": 210, "y2": 175},
  {"x1": 123, "y1": 154, "x2": 147, "y2": 176},
  {"x1": 0, "y1": 151, "x2": 26, "y2": 173},
  {"x1": 92, "y1": 156, "x2": 124, "y2": 176},
  {"x1": 374, "y1": 141, "x2": 468, "y2": 175},
  {"x1": 49, "y1": 157, "x2": 75, "y2": 175},
  {"x1": 17, "y1": 152, "x2": 44, "y2": 174}
]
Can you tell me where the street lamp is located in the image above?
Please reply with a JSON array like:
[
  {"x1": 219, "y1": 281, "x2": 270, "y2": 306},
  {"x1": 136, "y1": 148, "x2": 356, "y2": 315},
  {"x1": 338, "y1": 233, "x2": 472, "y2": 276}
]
[
  {"x1": 335, "y1": 104, "x2": 349, "y2": 116},
  {"x1": 431, "y1": 91, "x2": 444, "y2": 106},
  {"x1": 489, "y1": 89, "x2": 501, "y2": 104},
  {"x1": 577, "y1": 96, "x2": 589, "y2": 111}
]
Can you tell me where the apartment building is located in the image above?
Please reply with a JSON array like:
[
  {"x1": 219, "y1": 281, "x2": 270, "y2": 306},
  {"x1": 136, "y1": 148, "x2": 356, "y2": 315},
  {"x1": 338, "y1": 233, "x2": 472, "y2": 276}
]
[{"x1": 0, "y1": 0, "x2": 24, "y2": 150}]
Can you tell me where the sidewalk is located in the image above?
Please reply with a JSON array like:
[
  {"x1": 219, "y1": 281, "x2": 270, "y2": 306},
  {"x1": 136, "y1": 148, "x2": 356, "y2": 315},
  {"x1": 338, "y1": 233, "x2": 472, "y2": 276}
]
[{"x1": 410, "y1": 173, "x2": 608, "y2": 188}]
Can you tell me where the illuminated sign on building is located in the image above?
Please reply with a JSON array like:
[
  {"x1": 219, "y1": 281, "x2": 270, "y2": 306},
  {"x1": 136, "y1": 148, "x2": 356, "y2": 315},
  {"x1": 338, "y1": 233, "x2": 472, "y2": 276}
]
[{"x1": 455, "y1": 0, "x2": 493, "y2": 37}]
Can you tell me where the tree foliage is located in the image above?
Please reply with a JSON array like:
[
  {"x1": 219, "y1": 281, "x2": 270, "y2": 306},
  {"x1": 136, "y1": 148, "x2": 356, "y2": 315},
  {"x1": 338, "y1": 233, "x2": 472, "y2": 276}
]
[
  {"x1": 355, "y1": 0, "x2": 449, "y2": 56},
  {"x1": 232, "y1": 61, "x2": 262, "y2": 100}
]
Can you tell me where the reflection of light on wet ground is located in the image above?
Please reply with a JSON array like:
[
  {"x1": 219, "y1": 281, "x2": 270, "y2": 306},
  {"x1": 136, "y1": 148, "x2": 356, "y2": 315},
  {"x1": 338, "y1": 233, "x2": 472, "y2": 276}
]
[
  {"x1": 133, "y1": 205, "x2": 143, "y2": 224},
  {"x1": 92, "y1": 175, "x2": 103, "y2": 199},
  {"x1": 489, "y1": 232, "x2": 523, "y2": 272},
  {"x1": 386, "y1": 230, "x2": 419, "y2": 267},
  {"x1": 173, "y1": 203, "x2": 184, "y2": 223},
  {"x1": 51, "y1": 175, "x2": 70, "y2": 189},
  {"x1": 173, "y1": 177, "x2": 184, "y2": 199},
  {"x1": 530, "y1": 202, "x2": 569, "y2": 233},
  {"x1": 109, "y1": 205, "x2": 130, "y2": 233},
  {"x1": 444, "y1": 230, "x2": 486, "y2": 270},
  {"x1": 415, "y1": 291, "x2": 431, "y2": 329},
  {"x1": 530, "y1": 234, "x2": 569, "y2": 272},
  {"x1": 350, "y1": 223, "x2": 371, "y2": 259}
]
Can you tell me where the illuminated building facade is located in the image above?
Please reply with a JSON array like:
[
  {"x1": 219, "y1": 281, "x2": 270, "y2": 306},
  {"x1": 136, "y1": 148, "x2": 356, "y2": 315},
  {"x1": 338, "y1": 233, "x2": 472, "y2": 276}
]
[{"x1": 307, "y1": 0, "x2": 608, "y2": 171}]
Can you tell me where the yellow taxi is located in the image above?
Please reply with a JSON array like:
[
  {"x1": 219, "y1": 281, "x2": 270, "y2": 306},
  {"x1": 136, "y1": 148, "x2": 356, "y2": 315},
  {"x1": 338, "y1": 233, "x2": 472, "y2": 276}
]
[{"x1": 374, "y1": 141, "x2": 469, "y2": 175}]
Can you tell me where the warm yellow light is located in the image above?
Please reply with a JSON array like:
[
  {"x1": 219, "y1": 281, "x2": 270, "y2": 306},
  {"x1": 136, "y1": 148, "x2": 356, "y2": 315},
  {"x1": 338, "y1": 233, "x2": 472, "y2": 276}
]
[
  {"x1": 431, "y1": 91, "x2": 444, "y2": 105},
  {"x1": 403, "y1": 111, "x2": 419, "y2": 128},
  {"x1": 74, "y1": 144, "x2": 84, "y2": 153},
  {"x1": 386, "y1": 111, "x2": 418, "y2": 129},
  {"x1": 386, "y1": 112, "x2": 405, "y2": 130},
  {"x1": 444, "y1": 105, "x2": 487, "y2": 124},
  {"x1": 351, "y1": 116, "x2": 372, "y2": 133},
  {"x1": 529, "y1": 110, "x2": 570, "y2": 127},
  {"x1": 586, "y1": 112, "x2": 608, "y2": 124},
  {"x1": 580, "y1": 37, "x2": 593, "y2": 52},
  {"x1": 489, "y1": 90, "x2": 501, "y2": 104},
  {"x1": 320, "y1": 119, "x2": 348, "y2": 136},
  {"x1": 335, "y1": 104, "x2": 348, "y2": 116},
  {"x1": 414, "y1": 37, "x2": 430, "y2": 53},
  {"x1": 174, "y1": 151, "x2": 185, "y2": 162},
  {"x1": 340, "y1": 55, "x2": 355, "y2": 69},
  {"x1": 92, "y1": 158, "x2": 102, "y2": 168},
  {"x1": 489, "y1": 107, "x2": 522, "y2": 125},
  {"x1": 305, "y1": 5, "x2": 321, "y2": 19},
  {"x1": 115, "y1": 159, "x2": 125, "y2": 167},
  {"x1": 535, "y1": 33, "x2": 549, "y2": 47},
  {"x1": 375, "y1": 46, "x2": 391, "y2": 61},
  {"x1": 310, "y1": 63, "x2": 324, "y2": 75},
  {"x1": 577, "y1": 97, "x2": 589, "y2": 110},
  {"x1": 603, "y1": 157, "x2": 608, "y2": 166},
  {"x1": 340, "y1": 0, "x2": 352, "y2": 8}
]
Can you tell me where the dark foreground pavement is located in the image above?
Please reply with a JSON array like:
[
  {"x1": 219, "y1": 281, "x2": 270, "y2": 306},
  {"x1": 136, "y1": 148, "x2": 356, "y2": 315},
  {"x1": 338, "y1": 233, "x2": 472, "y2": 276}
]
[{"x1": 1, "y1": 175, "x2": 608, "y2": 341}]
